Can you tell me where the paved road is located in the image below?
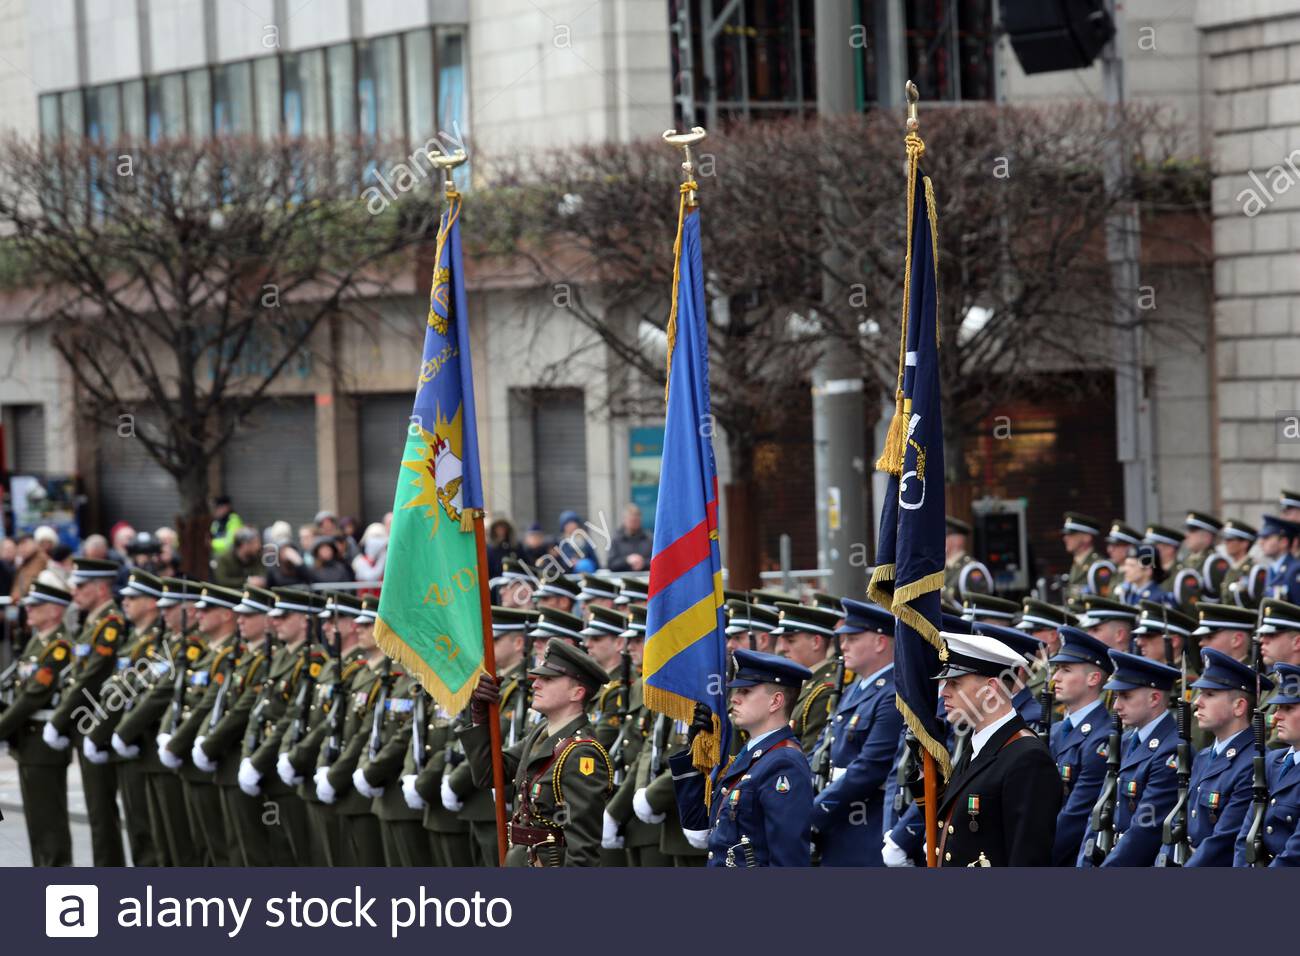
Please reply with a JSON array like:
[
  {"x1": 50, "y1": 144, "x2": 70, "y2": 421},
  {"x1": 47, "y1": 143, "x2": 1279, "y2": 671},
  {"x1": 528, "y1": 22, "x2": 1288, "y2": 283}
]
[{"x1": 0, "y1": 753, "x2": 97, "y2": 866}]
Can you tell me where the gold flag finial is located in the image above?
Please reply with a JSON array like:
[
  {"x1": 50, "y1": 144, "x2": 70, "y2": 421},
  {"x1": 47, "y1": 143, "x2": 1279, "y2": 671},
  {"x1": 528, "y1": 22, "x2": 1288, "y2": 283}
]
[
  {"x1": 906, "y1": 81, "x2": 919, "y2": 131},
  {"x1": 662, "y1": 127, "x2": 707, "y2": 207},
  {"x1": 428, "y1": 148, "x2": 468, "y2": 198}
]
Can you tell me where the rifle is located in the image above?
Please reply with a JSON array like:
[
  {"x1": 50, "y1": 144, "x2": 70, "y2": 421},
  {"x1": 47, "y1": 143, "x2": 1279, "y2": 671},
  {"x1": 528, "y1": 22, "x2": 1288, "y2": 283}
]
[
  {"x1": 1085, "y1": 711, "x2": 1124, "y2": 864},
  {"x1": 412, "y1": 689, "x2": 429, "y2": 771},
  {"x1": 1159, "y1": 606, "x2": 1193, "y2": 866},
  {"x1": 649, "y1": 712, "x2": 670, "y2": 777},
  {"x1": 1037, "y1": 648, "x2": 1054, "y2": 737},
  {"x1": 607, "y1": 647, "x2": 633, "y2": 785},
  {"x1": 1244, "y1": 612, "x2": 1271, "y2": 866},
  {"x1": 369, "y1": 658, "x2": 395, "y2": 760},
  {"x1": 810, "y1": 634, "x2": 847, "y2": 793},
  {"x1": 168, "y1": 605, "x2": 191, "y2": 730},
  {"x1": 242, "y1": 618, "x2": 278, "y2": 754},
  {"x1": 207, "y1": 629, "x2": 242, "y2": 730},
  {"x1": 893, "y1": 729, "x2": 917, "y2": 817},
  {"x1": 322, "y1": 610, "x2": 347, "y2": 765},
  {"x1": 285, "y1": 617, "x2": 320, "y2": 750}
]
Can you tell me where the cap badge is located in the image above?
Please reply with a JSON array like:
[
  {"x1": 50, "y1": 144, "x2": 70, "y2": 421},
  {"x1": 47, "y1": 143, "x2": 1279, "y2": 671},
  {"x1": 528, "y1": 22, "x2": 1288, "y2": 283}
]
[
  {"x1": 1081, "y1": 723, "x2": 1092, "y2": 735},
  {"x1": 1226, "y1": 748, "x2": 1237, "y2": 759},
  {"x1": 1148, "y1": 737, "x2": 1160, "y2": 749}
]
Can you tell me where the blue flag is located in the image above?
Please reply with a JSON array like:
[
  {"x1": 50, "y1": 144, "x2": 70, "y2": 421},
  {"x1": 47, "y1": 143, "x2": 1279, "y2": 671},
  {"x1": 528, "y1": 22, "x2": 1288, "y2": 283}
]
[
  {"x1": 868, "y1": 164, "x2": 950, "y2": 780},
  {"x1": 643, "y1": 203, "x2": 729, "y2": 774}
]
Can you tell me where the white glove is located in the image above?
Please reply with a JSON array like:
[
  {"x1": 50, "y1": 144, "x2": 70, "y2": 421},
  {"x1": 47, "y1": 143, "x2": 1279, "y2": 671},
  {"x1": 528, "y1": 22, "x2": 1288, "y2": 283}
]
[
  {"x1": 111, "y1": 732, "x2": 139, "y2": 759},
  {"x1": 352, "y1": 766, "x2": 383, "y2": 798},
  {"x1": 683, "y1": 827, "x2": 711, "y2": 850},
  {"x1": 882, "y1": 831, "x2": 916, "y2": 867},
  {"x1": 192, "y1": 738, "x2": 217, "y2": 773},
  {"x1": 633, "y1": 787, "x2": 666, "y2": 824},
  {"x1": 156, "y1": 733, "x2": 183, "y2": 769},
  {"x1": 81, "y1": 736, "x2": 109, "y2": 765},
  {"x1": 441, "y1": 775, "x2": 464, "y2": 812},
  {"x1": 402, "y1": 774, "x2": 426, "y2": 810},
  {"x1": 42, "y1": 722, "x2": 69, "y2": 751},
  {"x1": 314, "y1": 766, "x2": 337, "y2": 804},
  {"x1": 238, "y1": 757, "x2": 262, "y2": 796},
  {"x1": 276, "y1": 751, "x2": 302, "y2": 787},
  {"x1": 602, "y1": 810, "x2": 625, "y2": 849}
]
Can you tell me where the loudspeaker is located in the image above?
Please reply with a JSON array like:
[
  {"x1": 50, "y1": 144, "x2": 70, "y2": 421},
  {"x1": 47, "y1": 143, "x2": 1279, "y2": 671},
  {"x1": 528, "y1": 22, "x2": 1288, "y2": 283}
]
[{"x1": 1001, "y1": 0, "x2": 1116, "y2": 74}]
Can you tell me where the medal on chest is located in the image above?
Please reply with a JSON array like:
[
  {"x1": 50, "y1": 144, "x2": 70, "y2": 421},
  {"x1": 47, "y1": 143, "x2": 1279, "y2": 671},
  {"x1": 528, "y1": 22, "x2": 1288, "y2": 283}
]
[{"x1": 967, "y1": 794, "x2": 980, "y2": 832}]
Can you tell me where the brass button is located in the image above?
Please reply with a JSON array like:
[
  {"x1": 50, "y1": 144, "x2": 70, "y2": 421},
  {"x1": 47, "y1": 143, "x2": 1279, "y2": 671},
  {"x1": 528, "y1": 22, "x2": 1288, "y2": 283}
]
[
  {"x1": 707, "y1": 851, "x2": 713, "y2": 860},
  {"x1": 947, "y1": 825, "x2": 954, "y2": 835},
  {"x1": 944, "y1": 851, "x2": 951, "y2": 862},
  {"x1": 1267, "y1": 826, "x2": 1274, "y2": 834}
]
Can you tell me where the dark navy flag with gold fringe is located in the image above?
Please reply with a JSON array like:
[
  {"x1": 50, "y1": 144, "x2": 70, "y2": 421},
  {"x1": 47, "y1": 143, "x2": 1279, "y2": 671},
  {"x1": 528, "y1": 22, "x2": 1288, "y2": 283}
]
[{"x1": 867, "y1": 132, "x2": 950, "y2": 782}]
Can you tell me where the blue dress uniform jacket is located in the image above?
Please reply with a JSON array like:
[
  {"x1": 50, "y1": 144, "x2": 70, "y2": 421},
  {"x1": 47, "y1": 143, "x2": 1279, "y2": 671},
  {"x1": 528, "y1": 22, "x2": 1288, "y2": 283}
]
[
  {"x1": 811, "y1": 668, "x2": 903, "y2": 866},
  {"x1": 1116, "y1": 582, "x2": 1175, "y2": 607},
  {"x1": 935, "y1": 714, "x2": 1062, "y2": 867},
  {"x1": 1079, "y1": 712, "x2": 1180, "y2": 867},
  {"x1": 1012, "y1": 686, "x2": 1042, "y2": 729},
  {"x1": 670, "y1": 725, "x2": 812, "y2": 867},
  {"x1": 1265, "y1": 553, "x2": 1300, "y2": 602},
  {"x1": 1049, "y1": 707, "x2": 1111, "y2": 866},
  {"x1": 1166, "y1": 727, "x2": 1255, "y2": 867},
  {"x1": 1233, "y1": 749, "x2": 1300, "y2": 866}
]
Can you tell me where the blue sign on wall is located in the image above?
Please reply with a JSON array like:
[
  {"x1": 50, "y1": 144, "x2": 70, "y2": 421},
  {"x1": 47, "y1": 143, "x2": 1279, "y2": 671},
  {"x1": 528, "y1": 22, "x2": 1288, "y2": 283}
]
[{"x1": 629, "y1": 426, "x2": 664, "y2": 531}]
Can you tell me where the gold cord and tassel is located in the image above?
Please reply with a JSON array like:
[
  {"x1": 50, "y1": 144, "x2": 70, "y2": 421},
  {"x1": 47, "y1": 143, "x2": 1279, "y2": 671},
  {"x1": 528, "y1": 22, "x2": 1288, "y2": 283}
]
[{"x1": 662, "y1": 179, "x2": 698, "y2": 404}]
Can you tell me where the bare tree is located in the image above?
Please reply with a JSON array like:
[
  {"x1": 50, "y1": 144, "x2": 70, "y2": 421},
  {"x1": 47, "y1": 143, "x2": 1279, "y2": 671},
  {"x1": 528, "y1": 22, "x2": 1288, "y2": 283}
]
[
  {"x1": 474, "y1": 103, "x2": 1208, "y2": 579},
  {"x1": 0, "y1": 136, "x2": 441, "y2": 573}
]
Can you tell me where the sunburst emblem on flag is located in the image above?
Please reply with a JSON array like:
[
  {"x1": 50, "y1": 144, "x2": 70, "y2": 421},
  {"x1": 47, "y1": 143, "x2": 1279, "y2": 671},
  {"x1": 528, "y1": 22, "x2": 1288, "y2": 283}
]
[{"x1": 400, "y1": 405, "x2": 464, "y2": 535}]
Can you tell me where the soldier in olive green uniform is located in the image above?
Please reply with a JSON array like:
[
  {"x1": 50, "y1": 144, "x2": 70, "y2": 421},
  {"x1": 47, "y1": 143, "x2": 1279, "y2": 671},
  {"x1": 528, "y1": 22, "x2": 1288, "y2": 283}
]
[
  {"x1": 45, "y1": 557, "x2": 126, "y2": 866},
  {"x1": 352, "y1": 663, "x2": 433, "y2": 866},
  {"x1": 1176, "y1": 511, "x2": 1222, "y2": 580},
  {"x1": 772, "y1": 602, "x2": 841, "y2": 755},
  {"x1": 160, "y1": 584, "x2": 243, "y2": 865},
  {"x1": 0, "y1": 580, "x2": 75, "y2": 865},
  {"x1": 1014, "y1": 598, "x2": 1075, "y2": 702},
  {"x1": 943, "y1": 516, "x2": 993, "y2": 604},
  {"x1": 436, "y1": 607, "x2": 538, "y2": 867},
  {"x1": 461, "y1": 639, "x2": 614, "y2": 867},
  {"x1": 313, "y1": 596, "x2": 387, "y2": 866},
  {"x1": 580, "y1": 605, "x2": 633, "y2": 865},
  {"x1": 237, "y1": 588, "x2": 320, "y2": 864},
  {"x1": 630, "y1": 711, "x2": 706, "y2": 866},
  {"x1": 1221, "y1": 520, "x2": 1258, "y2": 606},
  {"x1": 194, "y1": 585, "x2": 281, "y2": 866},
  {"x1": 114, "y1": 577, "x2": 203, "y2": 866},
  {"x1": 278, "y1": 592, "x2": 368, "y2": 866},
  {"x1": 83, "y1": 568, "x2": 167, "y2": 865},
  {"x1": 402, "y1": 687, "x2": 473, "y2": 866},
  {"x1": 1061, "y1": 513, "x2": 1105, "y2": 601}
]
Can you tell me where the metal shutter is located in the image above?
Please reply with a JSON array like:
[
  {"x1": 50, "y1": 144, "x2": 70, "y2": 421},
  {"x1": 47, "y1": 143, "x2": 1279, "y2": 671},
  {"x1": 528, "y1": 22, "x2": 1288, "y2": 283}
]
[
  {"x1": 221, "y1": 398, "x2": 318, "y2": 533},
  {"x1": 96, "y1": 411, "x2": 183, "y2": 531},
  {"x1": 358, "y1": 392, "x2": 414, "y2": 526},
  {"x1": 533, "y1": 388, "x2": 588, "y2": 531},
  {"x1": 12, "y1": 405, "x2": 47, "y2": 473}
]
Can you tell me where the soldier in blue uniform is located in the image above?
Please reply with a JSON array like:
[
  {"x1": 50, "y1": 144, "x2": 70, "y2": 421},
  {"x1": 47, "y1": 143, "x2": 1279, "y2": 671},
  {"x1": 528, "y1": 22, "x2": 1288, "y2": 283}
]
[
  {"x1": 1117, "y1": 543, "x2": 1176, "y2": 608},
  {"x1": 1047, "y1": 626, "x2": 1114, "y2": 865},
  {"x1": 1259, "y1": 514, "x2": 1300, "y2": 602},
  {"x1": 969, "y1": 622, "x2": 1045, "y2": 728},
  {"x1": 1234, "y1": 661, "x2": 1300, "y2": 865},
  {"x1": 670, "y1": 649, "x2": 813, "y2": 867},
  {"x1": 1155, "y1": 648, "x2": 1271, "y2": 866},
  {"x1": 1078, "y1": 651, "x2": 1181, "y2": 867},
  {"x1": 809, "y1": 599, "x2": 901, "y2": 866}
]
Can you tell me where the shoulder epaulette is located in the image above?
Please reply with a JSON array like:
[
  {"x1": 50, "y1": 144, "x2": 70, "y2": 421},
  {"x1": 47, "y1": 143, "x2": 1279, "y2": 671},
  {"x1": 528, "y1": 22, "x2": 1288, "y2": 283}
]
[
  {"x1": 92, "y1": 614, "x2": 125, "y2": 655},
  {"x1": 552, "y1": 736, "x2": 614, "y2": 801},
  {"x1": 209, "y1": 644, "x2": 237, "y2": 680},
  {"x1": 800, "y1": 681, "x2": 831, "y2": 733},
  {"x1": 341, "y1": 658, "x2": 365, "y2": 682}
]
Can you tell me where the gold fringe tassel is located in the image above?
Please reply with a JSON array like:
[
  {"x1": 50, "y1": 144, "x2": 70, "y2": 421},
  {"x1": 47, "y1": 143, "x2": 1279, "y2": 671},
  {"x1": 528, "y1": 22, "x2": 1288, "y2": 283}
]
[
  {"x1": 867, "y1": 562, "x2": 895, "y2": 609},
  {"x1": 874, "y1": 130, "x2": 927, "y2": 477},
  {"x1": 662, "y1": 180, "x2": 699, "y2": 405},
  {"x1": 460, "y1": 506, "x2": 479, "y2": 533},
  {"x1": 644, "y1": 682, "x2": 721, "y2": 808},
  {"x1": 374, "y1": 615, "x2": 482, "y2": 718}
]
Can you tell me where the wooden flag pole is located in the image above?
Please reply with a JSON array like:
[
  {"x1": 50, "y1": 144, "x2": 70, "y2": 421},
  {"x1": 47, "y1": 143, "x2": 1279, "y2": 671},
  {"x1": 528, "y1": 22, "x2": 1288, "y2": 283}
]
[
  {"x1": 473, "y1": 512, "x2": 510, "y2": 866},
  {"x1": 923, "y1": 750, "x2": 939, "y2": 867}
]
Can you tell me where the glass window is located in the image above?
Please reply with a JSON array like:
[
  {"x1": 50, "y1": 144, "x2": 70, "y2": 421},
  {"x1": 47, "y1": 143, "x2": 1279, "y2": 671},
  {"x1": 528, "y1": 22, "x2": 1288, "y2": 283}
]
[
  {"x1": 326, "y1": 42, "x2": 355, "y2": 138},
  {"x1": 38, "y1": 94, "x2": 60, "y2": 143},
  {"x1": 404, "y1": 28, "x2": 435, "y2": 146},
  {"x1": 186, "y1": 67, "x2": 212, "y2": 138},
  {"x1": 148, "y1": 73, "x2": 186, "y2": 141},
  {"x1": 213, "y1": 61, "x2": 253, "y2": 135},
  {"x1": 60, "y1": 89, "x2": 84, "y2": 140},
  {"x1": 122, "y1": 79, "x2": 146, "y2": 141},
  {"x1": 357, "y1": 35, "x2": 402, "y2": 141},
  {"x1": 283, "y1": 49, "x2": 327, "y2": 138},
  {"x1": 437, "y1": 29, "x2": 468, "y2": 148},
  {"x1": 94, "y1": 86, "x2": 115, "y2": 143},
  {"x1": 253, "y1": 57, "x2": 281, "y2": 139}
]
